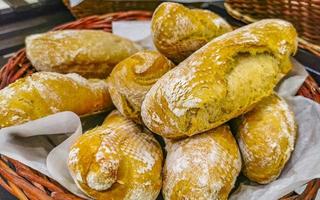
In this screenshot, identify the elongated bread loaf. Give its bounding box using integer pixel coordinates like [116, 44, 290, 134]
[26, 30, 142, 78]
[108, 50, 175, 124]
[0, 72, 112, 128]
[233, 94, 296, 184]
[68, 110, 163, 200]
[152, 2, 232, 63]
[142, 19, 297, 139]
[163, 125, 241, 200]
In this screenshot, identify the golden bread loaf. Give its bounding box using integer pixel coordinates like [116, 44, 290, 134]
[163, 125, 241, 200]
[108, 50, 175, 124]
[0, 72, 112, 128]
[151, 2, 232, 63]
[68, 110, 163, 200]
[141, 19, 297, 139]
[26, 30, 143, 78]
[233, 94, 296, 184]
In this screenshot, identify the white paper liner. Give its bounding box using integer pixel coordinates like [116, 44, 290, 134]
[112, 21, 155, 50]
[0, 112, 87, 198]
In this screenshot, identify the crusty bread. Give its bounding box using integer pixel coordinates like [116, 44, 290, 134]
[68, 110, 163, 200]
[108, 50, 174, 124]
[142, 19, 297, 139]
[26, 30, 143, 78]
[163, 125, 241, 200]
[233, 94, 296, 184]
[151, 2, 232, 63]
[0, 72, 112, 128]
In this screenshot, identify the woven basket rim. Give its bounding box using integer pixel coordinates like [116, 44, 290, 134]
[224, 1, 320, 57]
[0, 9, 319, 200]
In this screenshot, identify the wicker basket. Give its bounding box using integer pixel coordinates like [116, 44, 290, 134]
[0, 10, 320, 200]
[224, 0, 320, 57]
[63, 0, 161, 18]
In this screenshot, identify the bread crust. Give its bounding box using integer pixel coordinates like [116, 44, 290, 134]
[142, 19, 297, 139]
[26, 30, 142, 78]
[108, 50, 174, 124]
[151, 2, 232, 63]
[234, 94, 297, 184]
[163, 125, 241, 200]
[0, 72, 112, 127]
[68, 111, 163, 200]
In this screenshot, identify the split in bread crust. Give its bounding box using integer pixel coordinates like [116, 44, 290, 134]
[142, 19, 297, 139]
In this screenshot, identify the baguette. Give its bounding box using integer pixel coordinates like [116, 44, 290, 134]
[0, 72, 112, 128]
[232, 94, 296, 184]
[26, 30, 143, 78]
[152, 2, 232, 63]
[163, 125, 241, 200]
[142, 19, 297, 139]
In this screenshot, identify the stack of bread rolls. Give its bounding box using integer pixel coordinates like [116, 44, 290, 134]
[0, 2, 299, 200]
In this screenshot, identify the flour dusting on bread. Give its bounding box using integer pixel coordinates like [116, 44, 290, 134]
[163, 125, 241, 199]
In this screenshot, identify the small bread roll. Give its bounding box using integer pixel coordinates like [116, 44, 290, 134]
[142, 19, 297, 139]
[68, 110, 163, 200]
[108, 50, 174, 124]
[26, 30, 142, 78]
[0, 72, 112, 128]
[152, 2, 232, 63]
[233, 94, 296, 184]
[163, 125, 241, 200]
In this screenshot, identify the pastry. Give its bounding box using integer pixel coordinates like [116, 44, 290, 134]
[233, 94, 296, 184]
[141, 19, 297, 139]
[108, 50, 174, 124]
[68, 110, 163, 200]
[163, 125, 241, 200]
[151, 2, 232, 63]
[26, 30, 143, 78]
[0, 72, 112, 128]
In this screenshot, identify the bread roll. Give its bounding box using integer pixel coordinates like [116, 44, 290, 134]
[151, 2, 232, 63]
[26, 30, 143, 78]
[68, 110, 163, 200]
[0, 72, 112, 128]
[233, 94, 296, 184]
[108, 50, 175, 124]
[163, 125, 241, 200]
[142, 19, 297, 139]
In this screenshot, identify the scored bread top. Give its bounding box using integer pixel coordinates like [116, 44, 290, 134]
[68, 110, 163, 200]
[108, 50, 175, 124]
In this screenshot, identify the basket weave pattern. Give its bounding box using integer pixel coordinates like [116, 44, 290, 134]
[0, 10, 319, 200]
[224, 0, 320, 57]
[63, 0, 160, 18]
